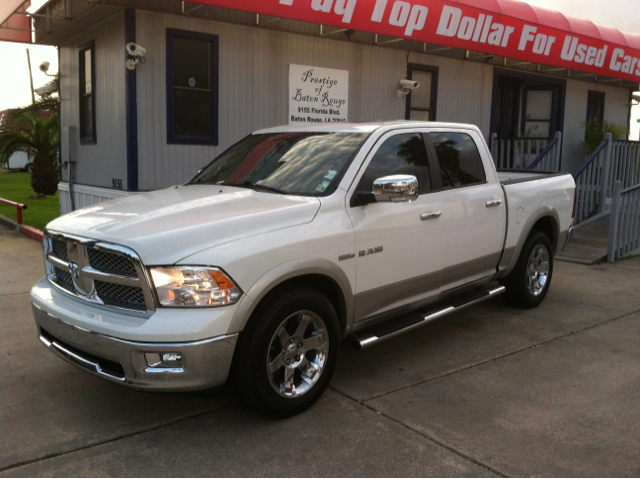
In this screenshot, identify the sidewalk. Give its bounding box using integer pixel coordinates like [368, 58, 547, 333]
[1, 222, 639, 477]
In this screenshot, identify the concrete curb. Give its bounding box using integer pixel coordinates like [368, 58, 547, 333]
[0, 214, 43, 243]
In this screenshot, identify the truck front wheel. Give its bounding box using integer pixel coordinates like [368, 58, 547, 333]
[500, 231, 553, 309]
[230, 287, 340, 417]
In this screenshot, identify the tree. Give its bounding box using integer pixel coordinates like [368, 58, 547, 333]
[0, 112, 59, 196]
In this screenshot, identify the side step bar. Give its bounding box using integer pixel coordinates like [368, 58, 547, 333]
[351, 285, 505, 350]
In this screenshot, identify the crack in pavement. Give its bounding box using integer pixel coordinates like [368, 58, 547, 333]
[328, 387, 508, 477]
[0, 404, 236, 474]
[0, 291, 32, 298]
[328, 307, 640, 479]
[358, 307, 640, 403]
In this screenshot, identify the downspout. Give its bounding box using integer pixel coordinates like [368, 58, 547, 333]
[63, 126, 77, 212]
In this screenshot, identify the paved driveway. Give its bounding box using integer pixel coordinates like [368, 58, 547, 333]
[1, 223, 639, 477]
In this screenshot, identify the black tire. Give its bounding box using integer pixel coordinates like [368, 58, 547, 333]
[500, 231, 553, 309]
[229, 287, 341, 417]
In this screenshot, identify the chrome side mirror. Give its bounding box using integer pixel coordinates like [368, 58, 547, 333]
[372, 175, 418, 202]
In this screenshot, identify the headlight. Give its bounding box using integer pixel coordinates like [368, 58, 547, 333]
[149, 266, 241, 307]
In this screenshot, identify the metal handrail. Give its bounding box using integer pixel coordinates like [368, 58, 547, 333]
[527, 136, 559, 170]
[573, 138, 609, 179]
[0, 198, 27, 224]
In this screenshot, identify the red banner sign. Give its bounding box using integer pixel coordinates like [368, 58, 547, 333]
[0, 0, 32, 44]
[192, 0, 640, 83]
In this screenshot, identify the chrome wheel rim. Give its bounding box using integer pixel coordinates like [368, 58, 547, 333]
[266, 310, 329, 398]
[526, 244, 550, 296]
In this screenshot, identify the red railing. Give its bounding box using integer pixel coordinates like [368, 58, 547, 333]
[0, 198, 27, 224]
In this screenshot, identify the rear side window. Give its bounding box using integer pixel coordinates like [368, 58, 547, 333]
[357, 133, 431, 194]
[429, 132, 486, 189]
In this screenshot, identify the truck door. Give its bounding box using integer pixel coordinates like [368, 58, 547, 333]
[424, 129, 505, 293]
[347, 130, 447, 321]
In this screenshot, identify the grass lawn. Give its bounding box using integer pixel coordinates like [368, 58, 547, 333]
[0, 170, 60, 231]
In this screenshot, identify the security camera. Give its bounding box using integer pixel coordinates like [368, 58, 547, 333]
[125, 43, 146, 70]
[35, 83, 56, 97]
[126, 43, 146, 58]
[39, 61, 50, 73]
[399, 79, 420, 90]
[397, 79, 420, 98]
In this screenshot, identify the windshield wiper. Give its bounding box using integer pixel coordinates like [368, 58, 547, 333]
[225, 182, 287, 195]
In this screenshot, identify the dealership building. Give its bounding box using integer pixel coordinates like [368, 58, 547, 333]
[1, 0, 639, 214]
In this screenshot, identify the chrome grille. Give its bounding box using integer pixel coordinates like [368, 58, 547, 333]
[44, 233, 154, 314]
[54, 267, 76, 293]
[51, 239, 68, 261]
[94, 281, 146, 311]
[88, 249, 137, 277]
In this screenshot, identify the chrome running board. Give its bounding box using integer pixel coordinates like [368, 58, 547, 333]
[350, 285, 505, 350]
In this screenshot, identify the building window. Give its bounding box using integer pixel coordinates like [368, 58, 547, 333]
[167, 29, 219, 145]
[79, 42, 96, 143]
[405, 64, 438, 121]
[586, 91, 605, 125]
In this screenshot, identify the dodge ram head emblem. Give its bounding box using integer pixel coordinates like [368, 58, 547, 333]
[70, 261, 79, 279]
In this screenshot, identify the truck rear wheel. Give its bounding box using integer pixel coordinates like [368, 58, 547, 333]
[500, 231, 553, 309]
[229, 287, 340, 417]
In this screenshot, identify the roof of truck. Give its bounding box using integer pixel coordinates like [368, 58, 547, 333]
[254, 121, 480, 135]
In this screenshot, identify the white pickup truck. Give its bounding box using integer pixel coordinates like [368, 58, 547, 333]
[31, 121, 575, 416]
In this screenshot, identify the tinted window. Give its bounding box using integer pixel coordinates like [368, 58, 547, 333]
[357, 133, 431, 194]
[191, 132, 368, 197]
[429, 132, 486, 189]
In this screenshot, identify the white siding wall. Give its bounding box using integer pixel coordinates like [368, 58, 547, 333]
[59, 12, 128, 189]
[135, 11, 495, 190]
[58, 183, 132, 215]
[562, 80, 630, 172]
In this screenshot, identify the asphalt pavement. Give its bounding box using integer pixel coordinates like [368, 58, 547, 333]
[1, 222, 639, 477]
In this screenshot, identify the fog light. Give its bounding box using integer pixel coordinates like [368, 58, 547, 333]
[144, 352, 184, 369]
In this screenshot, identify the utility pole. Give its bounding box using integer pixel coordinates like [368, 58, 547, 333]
[26, 48, 36, 104]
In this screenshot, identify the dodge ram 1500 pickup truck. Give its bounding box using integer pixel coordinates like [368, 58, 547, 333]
[31, 121, 575, 416]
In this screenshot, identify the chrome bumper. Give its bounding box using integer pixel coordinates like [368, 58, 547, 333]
[32, 303, 238, 391]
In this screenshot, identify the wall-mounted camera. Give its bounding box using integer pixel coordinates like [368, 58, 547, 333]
[398, 78, 420, 97]
[125, 43, 147, 71]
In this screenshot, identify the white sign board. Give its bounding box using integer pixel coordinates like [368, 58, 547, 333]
[289, 64, 349, 125]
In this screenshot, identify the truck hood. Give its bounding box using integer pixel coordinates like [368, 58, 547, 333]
[46, 185, 321, 265]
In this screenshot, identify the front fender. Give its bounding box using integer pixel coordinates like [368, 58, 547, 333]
[227, 257, 355, 336]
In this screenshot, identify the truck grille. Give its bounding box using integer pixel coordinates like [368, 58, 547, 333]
[52, 239, 68, 261]
[45, 234, 154, 313]
[88, 249, 137, 277]
[53, 266, 76, 293]
[95, 281, 146, 311]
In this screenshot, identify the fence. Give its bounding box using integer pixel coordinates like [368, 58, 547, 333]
[490, 132, 561, 170]
[573, 134, 640, 225]
[607, 181, 640, 262]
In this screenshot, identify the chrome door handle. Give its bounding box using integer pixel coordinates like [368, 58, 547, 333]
[486, 199, 503, 207]
[421, 211, 441, 220]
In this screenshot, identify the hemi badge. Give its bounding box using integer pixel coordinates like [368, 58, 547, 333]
[338, 253, 355, 261]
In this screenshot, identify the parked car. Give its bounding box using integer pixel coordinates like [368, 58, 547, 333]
[31, 121, 575, 416]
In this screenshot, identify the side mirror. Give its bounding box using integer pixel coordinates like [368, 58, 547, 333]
[372, 175, 418, 202]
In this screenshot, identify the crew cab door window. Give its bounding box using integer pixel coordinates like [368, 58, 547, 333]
[428, 132, 486, 189]
[356, 133, 432, 194]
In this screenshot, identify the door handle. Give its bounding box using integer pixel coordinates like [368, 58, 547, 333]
[421, 211, 441, 220]
[485, 199, 503, 207]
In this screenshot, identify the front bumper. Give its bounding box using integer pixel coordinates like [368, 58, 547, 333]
[32, 302, 238, 392]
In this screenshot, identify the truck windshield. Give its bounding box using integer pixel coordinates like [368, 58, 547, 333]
[189, 132, 369, 196]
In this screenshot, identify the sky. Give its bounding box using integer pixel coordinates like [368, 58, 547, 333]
[0, 0, 638, 136]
